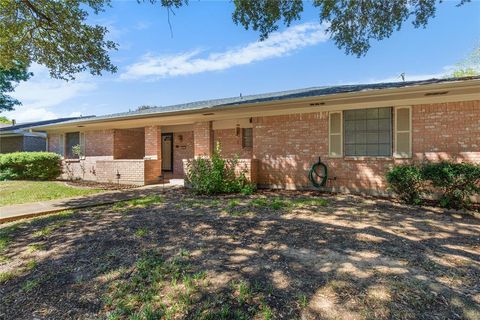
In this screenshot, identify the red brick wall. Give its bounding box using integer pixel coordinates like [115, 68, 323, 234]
[145, 159, 162, 184]
[145, 126, 161, 159]
[85, 130, 114, 156]
[213, 128, 252, 158]
[48, 133, 62, 154]
[49, 130, 115, 181]
[412, 100, 480, 163]
[170, 131, 194, 177]
[253, 100, 480, 193]
[253, 113, 326, 189]
[193, 121, 213, 156]
[114, 128, 145, 159]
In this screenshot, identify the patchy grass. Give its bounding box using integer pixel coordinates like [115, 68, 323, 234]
[0, 259, 37, 284]
[113, 195, 164, 212]
[32, 211, 73, 238]
[0, 270, 17, 283]
[0, 181, 102, 206]
[27, 243, 46, 253]
[102, 250, 207, 319]
[1, 210, 73, 255]
[134, 228, 149, 238]
[0, 190, 479, 319]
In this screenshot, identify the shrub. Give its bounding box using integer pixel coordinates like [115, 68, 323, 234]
[421, 162, 480, 209]
[386, 164, 424, 204]
[185, 143, 255, 195]
[0, 152, 62, 180]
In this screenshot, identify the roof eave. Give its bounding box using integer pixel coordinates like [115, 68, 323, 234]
[32, 77, 480, 130]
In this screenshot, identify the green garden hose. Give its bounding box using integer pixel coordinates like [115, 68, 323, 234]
[308, 157, 328, 188]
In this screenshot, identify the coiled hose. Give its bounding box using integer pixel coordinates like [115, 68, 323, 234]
[308, 157, 328, 188]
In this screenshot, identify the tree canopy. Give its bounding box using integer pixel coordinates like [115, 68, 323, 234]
[450, 45, 480, 78]
[0, 0, 117, 80]
[0, 63, 32, 112]
[0, 0, 472, 82]
[0, 116, 12, 124]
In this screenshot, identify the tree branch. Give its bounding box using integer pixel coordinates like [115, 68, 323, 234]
[21, 0, 52, 22]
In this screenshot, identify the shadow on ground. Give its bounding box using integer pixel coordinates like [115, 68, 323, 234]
[0, 190, 479, 319]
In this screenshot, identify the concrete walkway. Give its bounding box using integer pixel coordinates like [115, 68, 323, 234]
[0, 184, 179, 223]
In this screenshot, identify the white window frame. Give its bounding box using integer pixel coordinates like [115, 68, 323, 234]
[393, 106, 412, 158]
[328, 111, 343, 158]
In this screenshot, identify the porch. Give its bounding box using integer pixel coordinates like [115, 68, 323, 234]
[60, 120, 256, 186]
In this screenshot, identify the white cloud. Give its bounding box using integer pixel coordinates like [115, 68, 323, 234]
[4, 106, 59, 123]
[121, 22, 329, 80]
[3, 64, 97, 123]
[134, 21, 150, 31]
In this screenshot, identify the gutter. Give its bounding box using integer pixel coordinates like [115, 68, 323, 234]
[0, 130, 47, 138]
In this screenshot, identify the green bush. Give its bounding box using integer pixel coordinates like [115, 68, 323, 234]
[0, 152, 62, 180]
[421, 162, 480, 209]
[386, 164, 424, 204]
[387, 161, 480, 209]
[185, 143, 255, 195]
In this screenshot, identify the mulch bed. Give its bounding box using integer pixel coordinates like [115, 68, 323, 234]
[0, 189, 479, 319]
[63, 180, 139, 190]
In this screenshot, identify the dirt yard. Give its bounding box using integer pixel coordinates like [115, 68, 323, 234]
[0, 189, 479, 320]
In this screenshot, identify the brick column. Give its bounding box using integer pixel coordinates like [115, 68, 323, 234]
[194, 121, 213, 156]
[144, 126, 162, 160]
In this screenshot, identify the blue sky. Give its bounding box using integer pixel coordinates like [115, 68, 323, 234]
[6, 0, 480, 122]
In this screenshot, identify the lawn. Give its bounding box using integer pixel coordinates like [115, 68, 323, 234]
[0, 181, 102, 206]
[0, 190, 479, 319]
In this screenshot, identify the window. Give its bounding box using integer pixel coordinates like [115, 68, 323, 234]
[242, 128, 253, 148]
[65, 132, 80, 158]
[344, 107, 392, 157]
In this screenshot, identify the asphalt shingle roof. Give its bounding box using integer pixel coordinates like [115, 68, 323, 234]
[0, 116, 94, 132]
[13, 76, 480, 129]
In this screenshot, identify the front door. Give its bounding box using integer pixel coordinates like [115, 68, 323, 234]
[161, 133, 173, 171]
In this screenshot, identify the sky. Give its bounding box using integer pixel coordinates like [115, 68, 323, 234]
[4, 0, 480, 123]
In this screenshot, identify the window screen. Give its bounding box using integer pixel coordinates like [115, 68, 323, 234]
[242, 128, 253, 148]
[65, 132, 80, 159]
[344, 107, 392, 156]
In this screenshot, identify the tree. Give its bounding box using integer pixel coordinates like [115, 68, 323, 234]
[0, 0, 472, 81]
[450, 45, 480, 78]
[0, 63, 32, 112]
[0, 116, 12, 124]
[0, 0, 117, 80]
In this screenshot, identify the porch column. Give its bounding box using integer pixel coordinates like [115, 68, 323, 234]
[193, 121, 213, 156]
[144, 125, 162, 160]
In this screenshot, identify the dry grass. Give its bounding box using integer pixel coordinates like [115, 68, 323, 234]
[0, 189, 479, 319]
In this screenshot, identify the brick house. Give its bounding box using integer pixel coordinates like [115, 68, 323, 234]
[31, 77, 480, 194]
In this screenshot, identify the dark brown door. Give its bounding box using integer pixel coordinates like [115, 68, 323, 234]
[161, 133, 173, 171]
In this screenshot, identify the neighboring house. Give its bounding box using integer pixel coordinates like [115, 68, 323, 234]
[30, 77, 480, 194]
[0, 117, 91, 154]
